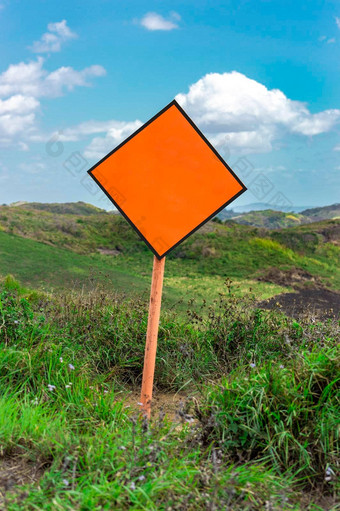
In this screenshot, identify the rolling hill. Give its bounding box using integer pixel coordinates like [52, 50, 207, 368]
[0, 202, 339, 316]
[9, 200, 110, 215]
[217, 203, 340, 228]
[301, 203, 340, 220]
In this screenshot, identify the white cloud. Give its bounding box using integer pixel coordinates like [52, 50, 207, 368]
[334, 144, 340, 151]
[336, 17, 340, 29]
[18, 141, 29, 151]
[0, 57, 105, 148]
[83, 120, 143, 159]
[81, 72, 340, 159]
[139, 12, 180, 31]
[0, 113, 36, 139]
[30, 20, 77, 53]
[44, 64, 105, 96]
[0, 95, 39, 141]
[0, 95, 39, 115]
[175, 72, 340, 154]
[72, 72, 340, 161]
[50, 119, 138, 142]
[0, 57, 106, 98]
[33, 119, 142, 146]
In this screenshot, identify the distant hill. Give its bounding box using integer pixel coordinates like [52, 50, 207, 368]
[8, 201, 339, 229]
[10, 201, 107, 216]
[225, 203, 313, 214]
[300, 204, 340, 220]
[218, 203, 340, 229]
[225, 210, 307, 229]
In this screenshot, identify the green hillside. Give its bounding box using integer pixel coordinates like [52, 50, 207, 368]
[10, 200, 107, 216]
[0, 230, 290, 312]
[0, 204, 145, 254]
[228, 209, 307, 228]
[301, 203, 340, 220]
[217, 203, 340, 228]
[0, 202, 339, 305]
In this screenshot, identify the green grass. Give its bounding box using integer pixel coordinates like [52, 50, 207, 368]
[0, 277, 303, 389]
[0, 231, 293, 316]
[198, 348, 339, 481]
[1, 205, 339, 295]
[0, 278, 338, 509]
[0, 230, 150, 294]
[0, 203, 339, 508]
[0, 393, 301, 510]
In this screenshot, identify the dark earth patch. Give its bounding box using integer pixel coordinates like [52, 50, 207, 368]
[259, 288, 340, 320]
[257, 266, 321, 288]
[0, 455, 47, 508]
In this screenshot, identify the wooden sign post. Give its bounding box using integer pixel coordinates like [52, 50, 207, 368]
[140, 256, 165, 418]
[87, 100, 246, 418]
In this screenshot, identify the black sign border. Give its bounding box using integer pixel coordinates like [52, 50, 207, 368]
[87, 99, 247, 259]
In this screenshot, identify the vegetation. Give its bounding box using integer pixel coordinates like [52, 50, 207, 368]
[301, 204, 340, 221]
[199, 349, 339, 482]
[224, 209, 307, 228]
[7, 201, 107, 216]
[0, 276, 338, 509]
[0, 203, 339, 297]
[0, 202, 338, 508]
[217, 203, 340, 228]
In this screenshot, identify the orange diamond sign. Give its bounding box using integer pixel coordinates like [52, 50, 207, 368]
[87, 100, 246, 258]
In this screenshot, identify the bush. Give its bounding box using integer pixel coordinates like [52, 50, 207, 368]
[188, 281, 308, 367]
[0, 279, 338, 392]
[197, 346, 340, 486]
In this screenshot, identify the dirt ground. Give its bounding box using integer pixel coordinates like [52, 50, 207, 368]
[0, 455, 47, 508]
[258, 267, 322, 288]
[259, 287, 340, 319]
[124, 390, 195, 422]
[257, 267, 340, 319]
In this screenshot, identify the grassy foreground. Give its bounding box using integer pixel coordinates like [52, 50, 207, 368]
[0, 276, 338, 510]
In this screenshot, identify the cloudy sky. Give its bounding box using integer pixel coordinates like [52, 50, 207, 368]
[1, 0, 340, 209]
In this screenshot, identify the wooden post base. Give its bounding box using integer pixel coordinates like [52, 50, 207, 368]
[140, 255, 165, 418]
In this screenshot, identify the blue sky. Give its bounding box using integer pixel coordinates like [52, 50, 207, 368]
[0, 0, 339, 209]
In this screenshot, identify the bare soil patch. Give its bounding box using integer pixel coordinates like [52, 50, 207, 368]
[294, 493, 339, 511]
[259, 287, 340, 319]
[97, 248, 121, 256]
[257, 267, 340, 319]
[124, 390, 195, 422]
[258, 266, 321, 288]
[0, 455, 46, 508]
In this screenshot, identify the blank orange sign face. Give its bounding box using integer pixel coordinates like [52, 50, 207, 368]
[88, 100, 246, 258]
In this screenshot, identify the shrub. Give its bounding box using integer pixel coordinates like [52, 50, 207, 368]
[189, 282, 306, 367]
[197, 346, 340, 486]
